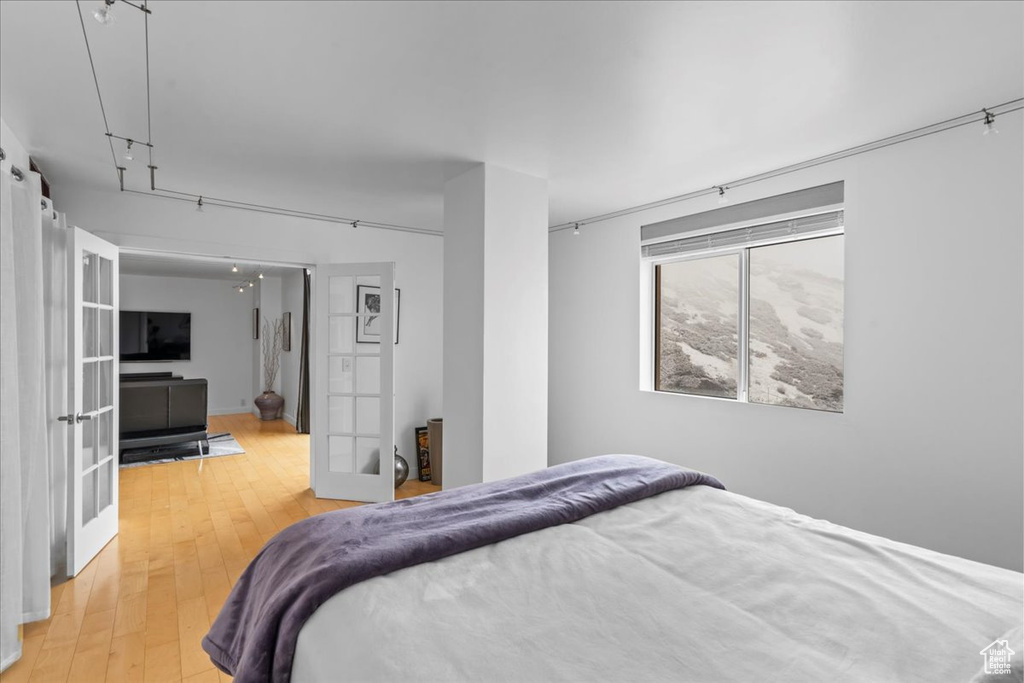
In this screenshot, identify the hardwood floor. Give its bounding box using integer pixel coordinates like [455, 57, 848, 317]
[1, 414, 439, 683]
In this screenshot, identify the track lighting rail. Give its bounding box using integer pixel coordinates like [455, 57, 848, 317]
[75, 0, 440, 237]
[75, 1, 1022, 241]
[549, 98, 1022, 233]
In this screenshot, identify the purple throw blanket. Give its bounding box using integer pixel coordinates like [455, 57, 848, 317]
[202, 454, 724, 682]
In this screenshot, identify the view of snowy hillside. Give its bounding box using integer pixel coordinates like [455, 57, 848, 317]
[658, 254, 739, 399]
[657, 236, 844, 412]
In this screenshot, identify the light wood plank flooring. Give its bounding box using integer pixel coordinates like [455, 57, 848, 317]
[1, 413, 439, 683]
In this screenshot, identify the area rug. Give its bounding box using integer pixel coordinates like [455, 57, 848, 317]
[120, 432, 245, 467]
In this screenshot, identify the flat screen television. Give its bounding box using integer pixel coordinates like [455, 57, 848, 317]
[120, 311, 192, 361]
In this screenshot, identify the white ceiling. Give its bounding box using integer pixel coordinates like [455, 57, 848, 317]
[120, 252, 299, 280]
[1, 1, 1021, 231]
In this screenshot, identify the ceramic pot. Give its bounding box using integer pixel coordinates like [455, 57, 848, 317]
[427, 418, 443, 486]
[254, 391, 284, 421]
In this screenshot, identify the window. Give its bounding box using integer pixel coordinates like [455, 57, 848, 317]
[747, 236, 844, 411]
[647, 195, 844, 413]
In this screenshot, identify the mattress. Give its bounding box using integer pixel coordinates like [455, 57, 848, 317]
[292, 485, 1022, 682]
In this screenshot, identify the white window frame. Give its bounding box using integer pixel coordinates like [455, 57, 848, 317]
[640, 212, 844, 407]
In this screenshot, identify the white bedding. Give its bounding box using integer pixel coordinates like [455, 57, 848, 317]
[293, 485, 1022, 682]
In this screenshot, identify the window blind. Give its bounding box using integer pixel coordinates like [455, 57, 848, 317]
[640, 181, 844, 244]
[641, 209, 843, 259]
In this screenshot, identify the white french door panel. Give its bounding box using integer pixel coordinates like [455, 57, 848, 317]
[66, 227, 119, 577]
[312, 262, 396, 503]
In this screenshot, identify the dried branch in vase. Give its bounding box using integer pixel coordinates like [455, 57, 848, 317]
[262, 316, 285, 393]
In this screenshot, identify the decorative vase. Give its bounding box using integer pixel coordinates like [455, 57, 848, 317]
[254, 391, 284, 421]
[373, 446, 410, 488]
[427, 418, 443, 486]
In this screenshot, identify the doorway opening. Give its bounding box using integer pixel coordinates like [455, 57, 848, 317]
[117, 249, 312, 472]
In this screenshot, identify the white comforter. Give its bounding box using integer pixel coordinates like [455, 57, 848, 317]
[293, 485, 1022, 682]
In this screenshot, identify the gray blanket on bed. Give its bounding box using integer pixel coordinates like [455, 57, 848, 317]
[201, 454, 724, 683]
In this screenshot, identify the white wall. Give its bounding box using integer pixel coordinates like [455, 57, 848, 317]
[0, 118, 29, 168]
[480, 166, 548, 483]
[58, 185, 444, 479]
[120, 274, 256, 415]
[442, 165, 548, 488]
[549, 112, 1024, 571]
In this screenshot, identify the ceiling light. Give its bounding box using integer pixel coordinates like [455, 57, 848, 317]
[716, 186, 729, 205]
[93, 0, 115, 25]
[983, 109, 999, 136]
[196, 196, 204, 212]
[124, 139, 133, 161]
[248, 281, 254, 288]
[237, 286, 244, 293]
[352, 220, 359, 229]
[231, 263, 239, 273]
[573, 223, 580, 236]
[257, 272, 264, 279]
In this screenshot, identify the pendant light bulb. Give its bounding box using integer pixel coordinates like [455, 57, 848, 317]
[93, 0, 115, 25]
[573, 223, 580, 236]
[231, 263, 238, 273]
[982, 109, 998, 136]
[248, 281, 254, 288]
[124, 139, 134, 162]
[257, 272, 264, 279]
[237, 286, 244, 293]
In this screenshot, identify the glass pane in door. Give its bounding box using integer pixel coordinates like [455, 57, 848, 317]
[98, 460, 113, 512]
[80, 249, 117, 524]
[326, 273, 385, 475]
[82, 252, 98, 304]
[82, 469, 97, 524]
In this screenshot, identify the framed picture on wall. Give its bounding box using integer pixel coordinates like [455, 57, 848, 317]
[282, 312, 292, 352]
[356, 285, 400, 344]
[252, 308, 259, 340]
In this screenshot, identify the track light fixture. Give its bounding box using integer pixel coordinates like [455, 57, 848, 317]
[352, 220, 359, 229]
[715, 185, 729, 204]
[573, 223, 580, 236]
[124, 139, 133, 161]
[237, 285, 244, 293]
[257, 272, 264, 279]
[231, 263, 238, 273]
[196, 196, 204, 212]
[248, 281, 254, 288]
[982, 109, 999, 136]
[93, 0, 115, 25]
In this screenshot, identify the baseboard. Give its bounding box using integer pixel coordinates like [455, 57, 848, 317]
[209, 407, 252, 416]
[282, 412, 297, 426]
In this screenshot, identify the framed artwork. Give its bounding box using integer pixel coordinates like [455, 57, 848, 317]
[252, 308, 260, 340]
[356, 285, 400, 344]
[282, 312, 292, 352]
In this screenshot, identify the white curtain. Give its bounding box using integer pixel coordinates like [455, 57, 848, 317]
[0, 162, 53, 671]
[42, 197, 68, 578]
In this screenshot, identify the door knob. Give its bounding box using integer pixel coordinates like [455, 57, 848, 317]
[76, 413, 92, 423]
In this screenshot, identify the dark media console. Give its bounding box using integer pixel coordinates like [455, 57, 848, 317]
[120, 372, 208, 459]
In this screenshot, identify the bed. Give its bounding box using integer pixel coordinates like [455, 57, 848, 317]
[204, 455, 1023, 683]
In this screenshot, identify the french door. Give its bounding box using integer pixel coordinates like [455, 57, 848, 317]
[66, 228, 119, 576]
[312, 263, 396, 503]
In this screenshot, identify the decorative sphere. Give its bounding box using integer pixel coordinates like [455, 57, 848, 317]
[393, 454, 410, 488]
[374, 450, 410, 488]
